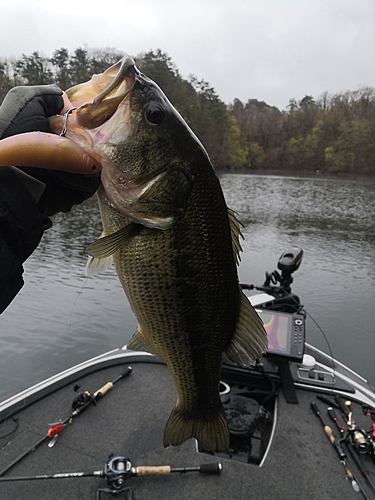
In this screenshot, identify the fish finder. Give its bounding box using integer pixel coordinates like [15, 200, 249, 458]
[256, 309, 305, 362]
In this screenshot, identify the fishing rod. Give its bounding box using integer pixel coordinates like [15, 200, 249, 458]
[327, 406, 346, 435]
[362, 405, 375, 455]
[345, 441, 375, 495]
[49, 366, 132, 447]
[317, 394, 341, 410]
[0, 366, 132, 477]
[327, 405, 375, 497]
[0, 455, 222, 500]
[310, 401, 361, 493]
[338, 399, 373, 455]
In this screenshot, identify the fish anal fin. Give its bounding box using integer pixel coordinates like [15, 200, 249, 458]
[127, 326, 158, 356]
[163, 404, 229, 453]
[225, 290, 268, 367]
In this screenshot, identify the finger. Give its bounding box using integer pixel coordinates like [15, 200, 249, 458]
[0, 132, 102, 174]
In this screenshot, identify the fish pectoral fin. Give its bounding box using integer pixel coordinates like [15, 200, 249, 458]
[84, 231, 114, 276]
[85, 255, 113, 277]
[225, 290, 268, 367]
[86, 223, 140, 258]
[228, 208, 244, 265]
[126, 327, 159, 356]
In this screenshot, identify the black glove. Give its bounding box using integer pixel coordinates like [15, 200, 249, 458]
[0, 85, 100, 215]
[0, 85, 100, 313]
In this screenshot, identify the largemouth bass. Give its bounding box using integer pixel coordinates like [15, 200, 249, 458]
[78, 56, 267, 452]
[3, 56, 267, 452]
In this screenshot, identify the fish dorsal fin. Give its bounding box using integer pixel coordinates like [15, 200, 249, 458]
[228, 208, 244, 265]
[86, 223, 140, 258]
[127, 326, 161, 358]
[225, 290, 268, 367]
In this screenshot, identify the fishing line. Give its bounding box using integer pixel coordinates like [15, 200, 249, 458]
[66, 276, 89, 330]
[0, 414, 19, 441]
[303, 308, 336, 367]
[0, 276, 90, 441]
[0, 396, 26, 441]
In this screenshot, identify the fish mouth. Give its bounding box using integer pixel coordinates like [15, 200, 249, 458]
[101, 162, 194, 229]
[72, 56, 137, 130]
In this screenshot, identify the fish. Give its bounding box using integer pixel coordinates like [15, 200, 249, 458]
[0, 56, 268, 452]
[78, 56, 267, 452]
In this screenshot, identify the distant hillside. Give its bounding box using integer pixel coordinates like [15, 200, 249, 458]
[1, 47, 374, 173]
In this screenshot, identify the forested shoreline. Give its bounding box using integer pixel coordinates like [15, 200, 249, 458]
[1, 47, 374, 174]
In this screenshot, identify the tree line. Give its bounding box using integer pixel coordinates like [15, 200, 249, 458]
[1, 47, 374, 174]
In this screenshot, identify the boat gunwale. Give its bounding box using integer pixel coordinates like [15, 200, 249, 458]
[0, 349, 160, 424]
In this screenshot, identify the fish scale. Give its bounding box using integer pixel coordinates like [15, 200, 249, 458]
[68, 55, 268, 452]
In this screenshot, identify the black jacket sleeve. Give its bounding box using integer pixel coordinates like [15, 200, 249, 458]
[0, 167, 50, 313]
[0, 85, 100, 313]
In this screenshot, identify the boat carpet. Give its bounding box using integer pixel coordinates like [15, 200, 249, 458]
[0, 358, 373, 500]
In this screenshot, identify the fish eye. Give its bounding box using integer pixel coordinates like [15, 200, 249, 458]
[145, 104, 165, 125]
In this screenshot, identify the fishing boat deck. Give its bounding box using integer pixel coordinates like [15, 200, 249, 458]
[0, 351, 374, 500]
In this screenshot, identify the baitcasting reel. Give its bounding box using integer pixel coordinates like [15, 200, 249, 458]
[0, 454, 222, 500]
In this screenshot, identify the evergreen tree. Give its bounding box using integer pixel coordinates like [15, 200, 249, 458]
[14, 51, 53, 85]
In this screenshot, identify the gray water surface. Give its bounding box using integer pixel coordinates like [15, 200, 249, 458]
[0, 173, 374, 402]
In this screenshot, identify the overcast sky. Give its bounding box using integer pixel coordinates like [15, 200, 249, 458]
[1, 0, 375, 110]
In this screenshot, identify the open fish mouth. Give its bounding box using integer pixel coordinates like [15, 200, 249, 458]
[71, 56, 137, 130]
[65, 54, 196, 229]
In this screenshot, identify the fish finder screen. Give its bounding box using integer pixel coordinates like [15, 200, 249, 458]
[256, 309, 305, 361]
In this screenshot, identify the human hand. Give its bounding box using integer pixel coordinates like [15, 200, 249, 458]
[0, 84, 101, 215]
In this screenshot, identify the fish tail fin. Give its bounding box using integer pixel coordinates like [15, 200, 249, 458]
[163, 404, 229, 452]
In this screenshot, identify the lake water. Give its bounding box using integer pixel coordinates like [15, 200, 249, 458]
[0, 173, 374, 402]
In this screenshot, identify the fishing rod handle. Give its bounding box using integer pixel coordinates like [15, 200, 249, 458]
[327, 407, 345, 433]
[324, 426, 346, 459]
[113, 366, 132, 385]
[94, 366, 132, 397]
[311, 402, 320, 416]
[311, 402, 326, 426]
[94, 382, 113, 397]
[172, 463, 222, 474]
[327, 407, 338, 422]
[198, 463, 222, 474]
[335, 395, 349, 416]
[133, 466, 171, 477]
[324, 425, 335, 444]
[317, 394, 340, 409]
